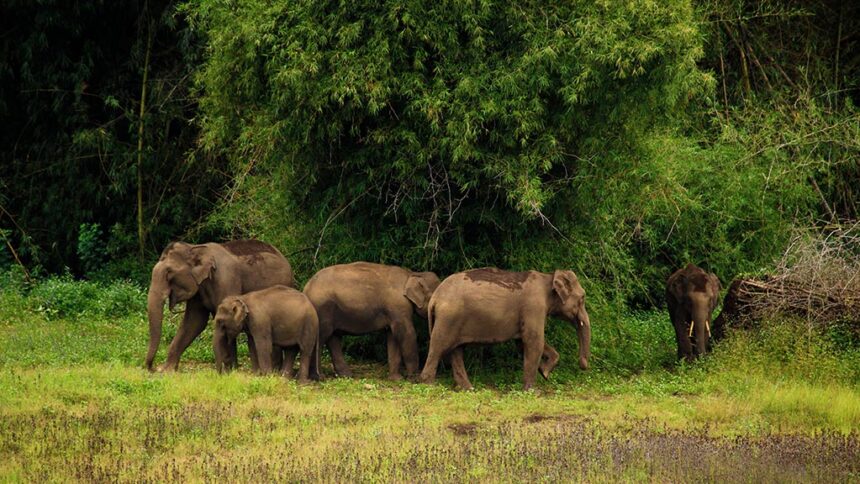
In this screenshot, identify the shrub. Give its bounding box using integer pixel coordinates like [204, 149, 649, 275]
[76, 223, 106, 277]
[27, 275, 145, 321]
[705, 317, 860, 386]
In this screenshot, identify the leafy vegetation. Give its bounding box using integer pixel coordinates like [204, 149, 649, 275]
[0, 0, 227, 277]
[2, 0, 857, 299]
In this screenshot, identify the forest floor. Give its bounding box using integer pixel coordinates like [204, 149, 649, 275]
[0, 285, 858, 481]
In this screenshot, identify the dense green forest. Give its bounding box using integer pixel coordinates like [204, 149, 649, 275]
[2, 0, 858, 301]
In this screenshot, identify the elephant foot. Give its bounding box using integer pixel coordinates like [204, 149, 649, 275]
[158, 364, 178, 373]
[388, 373, 403, 381]
[336, 369, 354, 378]
[457, 383, 475, 391]
[578, 357, 589, 370]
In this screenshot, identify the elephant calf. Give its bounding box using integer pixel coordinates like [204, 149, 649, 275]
[419, 268, 592, 391]
[666, 263, 721, 361]
[213, 285, 319, 383]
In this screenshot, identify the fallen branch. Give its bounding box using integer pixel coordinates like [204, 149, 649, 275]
[714, 223, 860, 334]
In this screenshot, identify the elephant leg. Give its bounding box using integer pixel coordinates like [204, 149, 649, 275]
[281, 348, 298, 378]
[671, 309, 694, 362]
[328, 335, 353, 378]
[251, 331, 274, 375]
[272, 347, 284, 375]
[315, 309, 335, 377]
[247, 334, 260, 372]
[296, 341, 313, 384]
[522, 326, 545, 391]
[419, 341, 445, 384]
[227, 337, 240, 370]
[391, 321, 419, 377]
[162, 299, 209, 372]
[386, 332, 404, 380]
[449, 346, 473, 391]
[539, 343, 560, 380]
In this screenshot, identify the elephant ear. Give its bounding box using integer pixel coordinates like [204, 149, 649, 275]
[552, 270, 578, 305]
[190, 247, 216, 284]
[666, 270, 687, 303]
[707, 273, 722, 308]
[230, 298, 248, 325]
[404, 274, 431, 310]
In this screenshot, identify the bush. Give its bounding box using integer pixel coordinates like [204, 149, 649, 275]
[706, 317, 860, 386]
[26, 275, 145, 321]
[76, 223, 106, 277]
[189, 0, 711, 281]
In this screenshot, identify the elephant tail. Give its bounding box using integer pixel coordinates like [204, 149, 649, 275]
[315, 333, 321, 380]
[427, 299, 435, 337]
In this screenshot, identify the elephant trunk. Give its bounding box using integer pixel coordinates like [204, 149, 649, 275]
[575, 306, 591, 370]
[145, 264, 170, 371]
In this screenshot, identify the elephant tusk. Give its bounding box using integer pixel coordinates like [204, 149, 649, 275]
[706, 320, 711, 338]
[688, 321, 694, 337]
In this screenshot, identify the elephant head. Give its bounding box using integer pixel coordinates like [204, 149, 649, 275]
[403, 271, 441, 318]
[145, 242, 216, 371]
[212, 296, 248, 372]
[551, 270, 591, 370]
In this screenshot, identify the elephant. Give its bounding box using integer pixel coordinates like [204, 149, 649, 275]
[213, 285, 319, 382]
[302, 262, 440, 380]
[419, 268, 592, 391]
[666, 263, 721, 361]
[145, 239, 295, 372]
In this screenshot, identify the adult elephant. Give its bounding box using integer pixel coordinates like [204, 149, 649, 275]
[666, 263, 721, 361]
[419, 268, 591, 391]
[303, 262, 440, 380]
[145, 240, 295, 372]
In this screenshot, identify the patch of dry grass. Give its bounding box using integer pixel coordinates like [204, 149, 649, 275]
[1, 363, 859, 482]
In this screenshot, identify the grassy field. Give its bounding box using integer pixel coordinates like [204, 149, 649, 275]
[0, 277, 859, 481]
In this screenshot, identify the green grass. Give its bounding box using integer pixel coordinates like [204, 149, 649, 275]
[0, 277, 858, 481]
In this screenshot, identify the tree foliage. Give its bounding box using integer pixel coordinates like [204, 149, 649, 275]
[0, 0, 857, 317]
[191, 1, 704, 280]
[0, 0, 227, 277]
[187, 0, 858, 311]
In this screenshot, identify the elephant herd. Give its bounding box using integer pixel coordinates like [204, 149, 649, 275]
[145, 240, 719, 390]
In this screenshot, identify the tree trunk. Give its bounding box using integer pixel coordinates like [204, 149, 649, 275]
[137, 20, 153, 262]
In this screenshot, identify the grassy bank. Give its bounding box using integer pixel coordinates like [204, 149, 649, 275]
[0, 277, 858, 481]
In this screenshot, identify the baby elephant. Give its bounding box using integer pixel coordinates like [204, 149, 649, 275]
[213, 285, 319, 382]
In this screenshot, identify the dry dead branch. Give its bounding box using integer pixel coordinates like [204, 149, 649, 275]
[713, 222, 860, 334]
